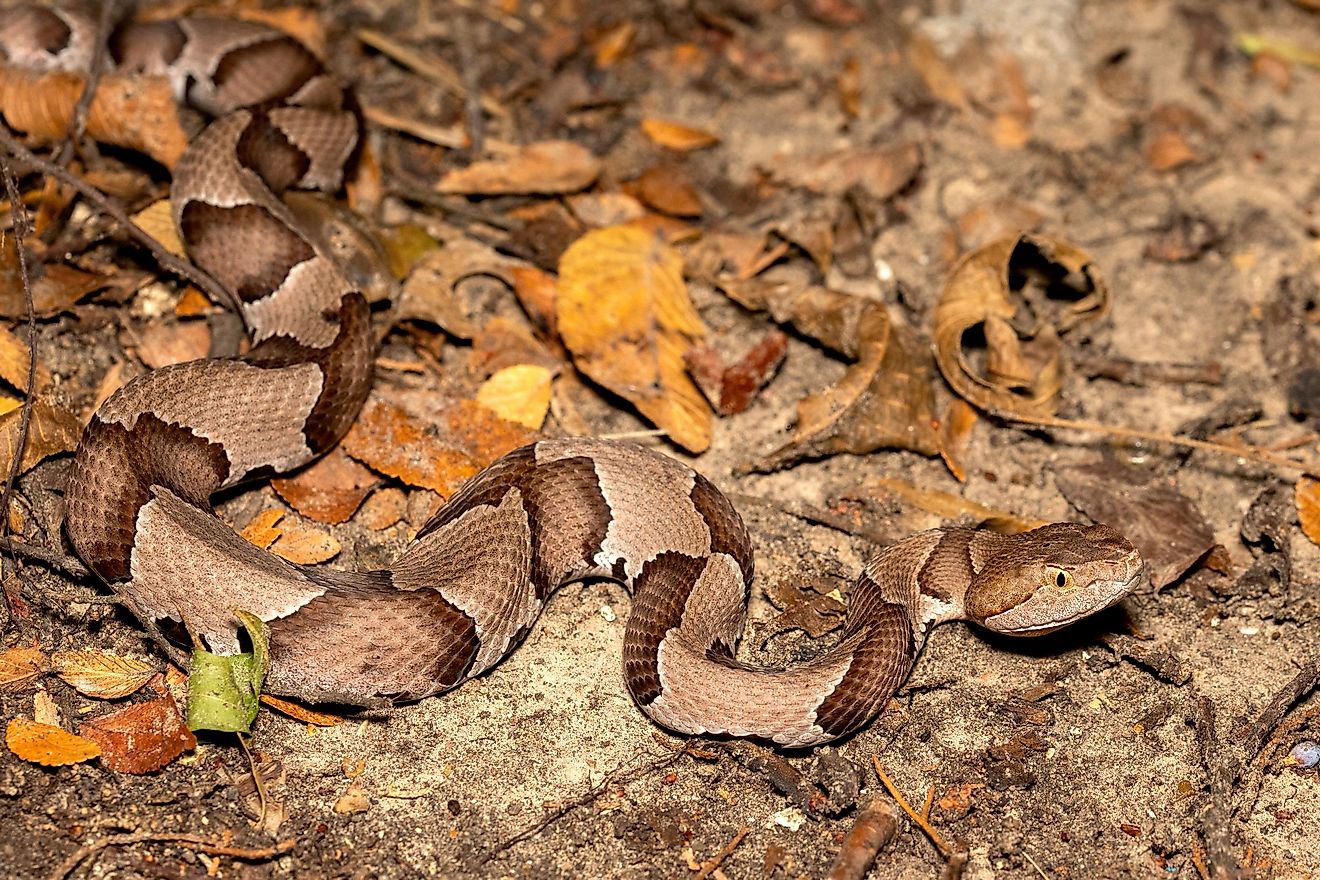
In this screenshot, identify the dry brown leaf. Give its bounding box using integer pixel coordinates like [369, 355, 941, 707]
[272, 516, 341, 565]
[0, 238, 109, 319]
[557, 226, 712, 452]
[436, 141, 601, 195]
[0, 324, 51, 394]
[130, 199, 185, 257]
[52, 650, 156, 700]
[259, 694, 344, 727]
[357, 487, 407, 531]
[241, 509, 284, 550]
[631, 165, 703, 217]
[173, 288, 215, 318]
[6, 717, 100, 767]
[938, 398, 979, 483]
[934, 234, 1109, 419]
[908, 33, 969, 109]
[0, 67, 188, 167]
[471, 316, 559, 377]
[441, 400, 538, 464]
[769, 141, 922, 200]
[1146, 130, 1199, 172]
[0, 646, 46, 693]
[567, 192, 647, 228]
[1295, 476, 1320, 546]
[397, 240, 521, 338]
[80, 694, 196, 774]
[765, 578, 846, 639]
[0, 399, 80, 477]
[639, 118, 720, 151]
[133, 320, 211, 369]
[272, 446, 380, 525]
[864, 477, 1047, 532]
[593, 21, 636, 67]
[476, 364, 553, 430]
[343, 399, 481, 497]
[32, 688, 60, 727]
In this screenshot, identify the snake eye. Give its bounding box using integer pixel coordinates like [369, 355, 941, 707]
[1046, 567, 1073, 590]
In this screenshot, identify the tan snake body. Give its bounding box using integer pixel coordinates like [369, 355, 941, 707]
[2, 7, 1145, 747]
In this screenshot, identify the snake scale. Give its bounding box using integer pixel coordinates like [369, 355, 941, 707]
[2, 7, 1145, 747]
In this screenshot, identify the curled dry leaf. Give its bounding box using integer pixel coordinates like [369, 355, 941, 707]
[0, 645, 46, 692]
[436, 140, 601, 195]
[934, 234, 1109, 419]
[272, 446, 380, 525]
[765, 578, 846, 639]
[720, 278, 939, 470]
[80, 693, 197, 774]
[1055, 458, 1212, 590]
[0, 67, 188, 167]
[6, 717, 100, 767]
[639, 118, 720, 151]
[558, 226, 712, 452]
[52, 650, 156, 700]
[0, 399, 81, 478]
[938, 398, 979, 483]
[397, 239, 521, 339]
[476, 364, 554, 430]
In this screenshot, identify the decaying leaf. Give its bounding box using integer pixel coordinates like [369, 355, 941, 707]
[858, 477, 1047, 533]
[0, 324, 51, 394]
[0, 238, 109, 319]
[272, 446, 380, 525]
[357, 487, 407, 531]
[397, 240, 522, 339]
[0, 67, 188, 167]
[0, 399, 81, 478]
[765, 578, 846, 639]
[720, 278, 938, 470]
[639, 118, 720, 151]
[132, 320, 211, 369]
[1055, 458, 1212, 589]
[436, 140, 601, 195]
[934, 234, 1109, 419]
[80, 693, 197, 774]
[471, 316, 560, 377]
[768, 141, 922, 200]
[240, 509, 340, 564]
[131, 199, 185, 257]
[476, 364, 554, 430]
[52, 650, 156, 700]
[343, 399, 481, 496]
[186, 610, 270, 734]
[6, 718, 100, 767]
[631, 165, 703, 217]
[938, 399, 979, 483]
[558, 226, 712, 452]
[0, 645, 46, 692]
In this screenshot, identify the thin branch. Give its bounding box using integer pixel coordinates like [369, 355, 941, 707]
[871, 756, 952, 858]
[0, 128, 240, 314]
[53, 0, 119, 168]
[0, 536, 89, 579]
[0, 158, 39, 587]
[692, 825, 750, 880]
[49, 831, 295, 880]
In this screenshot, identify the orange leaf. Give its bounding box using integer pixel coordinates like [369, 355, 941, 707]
[343, 400, 481, 497]
[272, 446, 380, 525]
[80, 695, 196, 774]
[557, 226, 711, 452]
[52, 650, 156, 700]
[241, 509, 286, 550]
[6, 718, 100, 767]
[639, 118, 720, 151]
[0, 646, 46, 693]
[1296, 477, 1320, 546]
[436, 141, 600, 195]
[260, 694, 344, 727]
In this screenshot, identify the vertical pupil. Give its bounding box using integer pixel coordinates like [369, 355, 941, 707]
[1055, 571, 1067, 588]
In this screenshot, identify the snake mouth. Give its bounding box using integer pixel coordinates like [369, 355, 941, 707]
[988, 564, 1147, 635]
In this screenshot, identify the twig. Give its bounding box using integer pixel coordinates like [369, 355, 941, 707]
[826, 798, 897, 880]
[53, 0, 119, 168]
[1239, 659, 1320, 763]
[1023, 850, 1050, 880]
[452, 11, 486, 154]
[871, 756, 951, 858]
[1191, 697, 1242, 879]
[693, 825, 750, 880]
[49, 831, 295, 880]
[237, 734, 270, 831]
[1004, 411, 1319, 476]
[480, 750, 684, 864]
[0, 128, 239, 314]
[0, 158, 39, 588]
[355, 28, 508, 118]
[0, 536, 90, 579]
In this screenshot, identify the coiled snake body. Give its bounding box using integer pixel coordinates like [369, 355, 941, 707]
[3, 8, 1145, 747]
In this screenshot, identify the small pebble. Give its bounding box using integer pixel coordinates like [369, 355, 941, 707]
[1288, 741, 1320, 769]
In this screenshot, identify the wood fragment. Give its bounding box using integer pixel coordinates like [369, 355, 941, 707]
[49, 832, 295, 880]
[692, 826, 750, 880]
[826, 799, 897, 880]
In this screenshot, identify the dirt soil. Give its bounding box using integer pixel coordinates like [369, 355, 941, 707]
[3, 0, 1320, 878]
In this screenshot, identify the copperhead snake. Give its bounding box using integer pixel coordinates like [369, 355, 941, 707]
[2, 7, 1146, 747]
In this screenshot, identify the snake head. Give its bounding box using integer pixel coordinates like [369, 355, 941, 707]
[966, 523, 1146, 636]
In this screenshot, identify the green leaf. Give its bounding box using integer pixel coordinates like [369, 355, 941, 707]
[185, 611, 271, 733]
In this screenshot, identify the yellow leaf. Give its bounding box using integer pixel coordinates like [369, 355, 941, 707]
[476, 364, 553, 429]
[0, 646, 44, 692]
[271, 519, 341, 565]
[52, 650, 156, 700]
[6, 718, 100, 767]
[260, 694, 345, 727]
[639, 118, 720, 152]
[557, 226, 711, 452]
[130, 199, 184, 257]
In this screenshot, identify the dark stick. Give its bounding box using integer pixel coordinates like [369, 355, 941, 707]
[0, 128, 241, 315]
[53, 0, 120, 168]
[0, 158, 40, 588]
